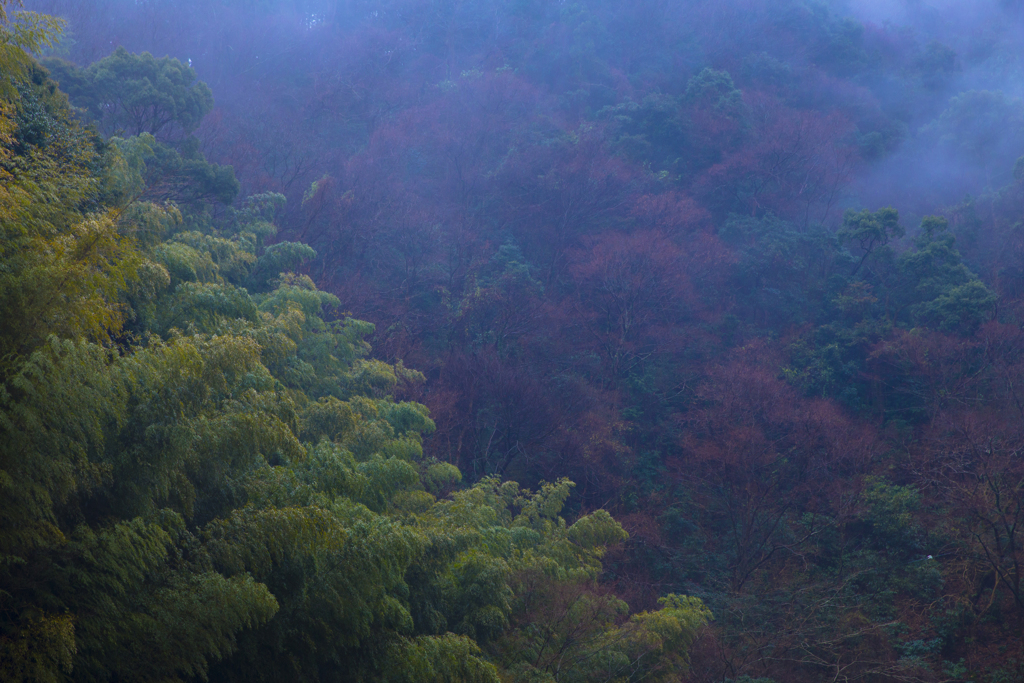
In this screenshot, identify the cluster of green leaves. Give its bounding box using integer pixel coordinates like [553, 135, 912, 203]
[42, 51, 238, 206]
[714, 206, 996, 412]
[41, 46, 213, 141]
[0, 47, 709, 683]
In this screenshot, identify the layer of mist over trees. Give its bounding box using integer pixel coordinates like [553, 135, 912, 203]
[4, 0, 1024, 680]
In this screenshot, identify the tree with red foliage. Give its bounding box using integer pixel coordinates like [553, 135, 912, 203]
[696, 93, 857, 225]
[674, 357, 873, 592]
[630, 192, 712, 237]
[424, 348, 630, 500]
[567, 230, 695, 381]
[869, 324, 1024, 670]
[427, 350, 561, 481]
[498, 128, 638, 286]
[658, 356, 923, 682]
[920, 403, 1024, 672]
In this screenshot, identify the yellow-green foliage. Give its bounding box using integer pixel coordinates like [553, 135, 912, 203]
[0, 46, 708, 683]
[0, 70, 143, 374]
[384, 634, 500, 683]
[0, 1, 65, 100]
[0, 612, 75, 683]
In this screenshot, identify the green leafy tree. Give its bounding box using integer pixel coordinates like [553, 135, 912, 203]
[42, 53, 237, 206]
[42, 47, 213, 141]
[897, 216, 996, 333]
[838, 207, 903, 277]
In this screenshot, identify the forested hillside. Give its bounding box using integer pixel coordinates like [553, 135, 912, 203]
[6, 0, 1024, 680]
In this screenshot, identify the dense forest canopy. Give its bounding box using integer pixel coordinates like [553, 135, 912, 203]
[4, 0, 1024, 680]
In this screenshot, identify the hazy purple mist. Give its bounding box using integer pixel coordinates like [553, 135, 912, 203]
[834, 0, 1024, 224]
[22, 0, 1024, 235]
